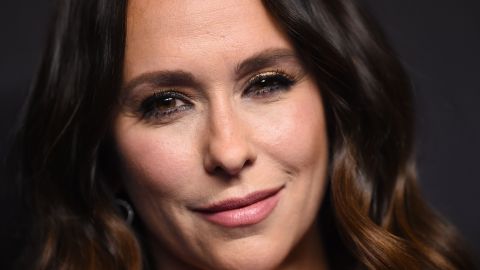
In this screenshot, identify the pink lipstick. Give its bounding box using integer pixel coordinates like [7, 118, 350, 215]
[193, 186, 284, 228]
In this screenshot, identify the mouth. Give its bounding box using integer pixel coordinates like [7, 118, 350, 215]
[192, 185, 284, 228]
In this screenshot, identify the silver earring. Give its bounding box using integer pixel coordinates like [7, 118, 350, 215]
[115, 199, 134, 225]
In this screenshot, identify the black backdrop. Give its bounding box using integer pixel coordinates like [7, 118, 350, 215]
[1, 0, 479, 268]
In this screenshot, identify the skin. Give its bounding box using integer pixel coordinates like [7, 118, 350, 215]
[114, 0, 329, 269]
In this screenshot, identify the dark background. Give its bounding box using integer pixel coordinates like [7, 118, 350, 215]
[1, 0, 479, 268]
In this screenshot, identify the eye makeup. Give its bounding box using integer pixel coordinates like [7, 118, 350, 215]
[243, 70, 297, 99]
[120, 67, 305, 125]
[137, 90, 194, 123]
[119, 50, 308, 124]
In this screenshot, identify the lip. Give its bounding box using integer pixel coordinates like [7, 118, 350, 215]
[192, 185, 284, 228]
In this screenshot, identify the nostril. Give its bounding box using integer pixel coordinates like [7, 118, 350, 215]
[208, 158, 253, 178]
[204, 149, 256, 177]
[202, 109, 257, 178]
[211, 166, 237, 179]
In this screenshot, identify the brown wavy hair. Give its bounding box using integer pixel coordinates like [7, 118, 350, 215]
[11, 0, 475, 269]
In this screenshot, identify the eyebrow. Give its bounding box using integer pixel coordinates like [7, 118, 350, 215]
[234, 48, 297, 80]
[121, 47, 297, 96]
[121, 70, 199, 97]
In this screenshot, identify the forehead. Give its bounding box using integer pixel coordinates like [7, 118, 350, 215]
[124, 0, 292, 80]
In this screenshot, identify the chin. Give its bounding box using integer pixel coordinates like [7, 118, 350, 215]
[195, 235, 293, 270]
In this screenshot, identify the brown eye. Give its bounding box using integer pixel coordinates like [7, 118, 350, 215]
[139, 91, 192, 120]
[156, 96, 179, 110]
[243, 71, 295, 98]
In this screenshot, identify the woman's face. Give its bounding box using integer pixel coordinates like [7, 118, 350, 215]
[114, 0, 329, 269]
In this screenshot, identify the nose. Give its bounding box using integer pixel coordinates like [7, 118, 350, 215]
[203, 102, 256, 177]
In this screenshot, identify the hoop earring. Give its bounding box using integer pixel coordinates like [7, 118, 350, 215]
[115, 199, 134, 225]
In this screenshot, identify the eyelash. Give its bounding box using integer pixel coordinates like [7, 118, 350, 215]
[138, 70, 296, 122]
[243, 70, 296, 98]
[138, 91, 193, 120]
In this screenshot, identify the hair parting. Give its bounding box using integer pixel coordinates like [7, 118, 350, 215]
[9, 0, 475, 269]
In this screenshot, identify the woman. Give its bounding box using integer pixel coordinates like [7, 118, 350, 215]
[11, 0, 475, 269]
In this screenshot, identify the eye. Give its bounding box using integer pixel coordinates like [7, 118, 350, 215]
[139, 90, 193, 121]
[243, 71, 296, 98]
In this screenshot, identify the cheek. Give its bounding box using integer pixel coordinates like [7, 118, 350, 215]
[252, 85, 328, 172]
[114, 122, 198, 197]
